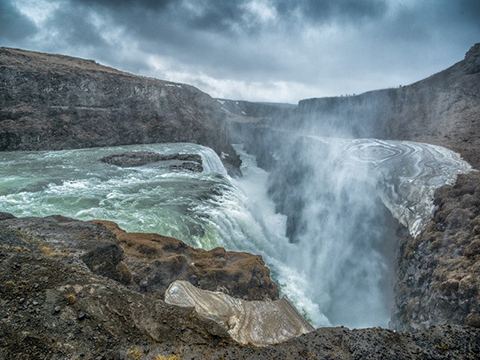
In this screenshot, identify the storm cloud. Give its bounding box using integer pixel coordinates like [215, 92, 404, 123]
[2, 0, 479, 102]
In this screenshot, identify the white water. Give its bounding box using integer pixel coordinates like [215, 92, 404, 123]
[0, 140, 472, 328]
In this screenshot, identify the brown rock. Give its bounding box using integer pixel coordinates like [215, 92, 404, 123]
[93, 220, 280, 301]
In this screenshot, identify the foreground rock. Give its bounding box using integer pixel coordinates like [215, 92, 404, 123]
[100, 151, 204, 172]
[0, 47, 241, 171]
[0, 214, 278, 302]
[1, 214, 480, 358]
[95, 220, 279, 301]
[165, 280, 313, 346]
[1, 249, 479, 359]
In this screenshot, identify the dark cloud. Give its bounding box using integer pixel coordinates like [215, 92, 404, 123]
[0, 1, 37, 43]
[3, 0, 480, 102]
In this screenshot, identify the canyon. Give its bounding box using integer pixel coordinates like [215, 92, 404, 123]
[1, 44, 480, 359]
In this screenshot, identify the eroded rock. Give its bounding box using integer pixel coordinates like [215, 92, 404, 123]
[100, 151, 203, 172]
[391, 172, 480, 330]
[165, 280, 314, 346]
[94, 220, 279, 301]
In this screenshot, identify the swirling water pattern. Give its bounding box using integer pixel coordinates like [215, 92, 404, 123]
[312, 137, 474, 236]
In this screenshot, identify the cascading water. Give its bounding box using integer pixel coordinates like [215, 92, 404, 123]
[0, 140, 472, 329]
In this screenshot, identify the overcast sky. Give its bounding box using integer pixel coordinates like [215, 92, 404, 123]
[1, 0, 479, 103]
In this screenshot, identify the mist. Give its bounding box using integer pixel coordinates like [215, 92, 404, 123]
[232, 94, 473, 328]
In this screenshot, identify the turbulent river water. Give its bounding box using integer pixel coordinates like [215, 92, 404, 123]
[0, 139, 472, 328]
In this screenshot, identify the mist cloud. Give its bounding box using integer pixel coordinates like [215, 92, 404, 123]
[2, 0, 479, 102]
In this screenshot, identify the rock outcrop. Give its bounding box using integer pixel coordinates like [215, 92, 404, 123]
[165, 280, 313, 346]
[94, 220, 279, 301]
[0, 47, 241, 170]
[100, 151, 204, 172]
[0, 214, 279, 301]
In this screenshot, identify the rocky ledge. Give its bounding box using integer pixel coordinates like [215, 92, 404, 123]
[0, 214, 278, 302]
[391, 171, 480, 330]
[100, 151, 204, 172]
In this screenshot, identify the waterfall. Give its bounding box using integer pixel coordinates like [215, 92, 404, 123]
[197, 146, 228, 175]
[0, 140, 473, 329]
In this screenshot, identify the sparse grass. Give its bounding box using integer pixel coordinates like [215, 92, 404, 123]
[63, 293, 76, 305]
[39, 245, 62, 257]
[154, 355, 181, 360]
[127, 347, 144, 360]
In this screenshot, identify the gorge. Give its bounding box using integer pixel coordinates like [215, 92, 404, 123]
[1, 44, 480, 359]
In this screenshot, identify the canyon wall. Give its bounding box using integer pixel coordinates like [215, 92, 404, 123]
[0, 47, 240, 169]
[294, 43, 480, 168]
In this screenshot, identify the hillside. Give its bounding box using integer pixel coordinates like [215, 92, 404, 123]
[0, 47, 241, 169]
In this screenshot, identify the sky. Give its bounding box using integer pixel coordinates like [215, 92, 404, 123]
[1, 0, 479, 103]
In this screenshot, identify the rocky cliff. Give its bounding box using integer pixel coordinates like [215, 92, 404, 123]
[391, 172, 480, 331]
[2, 212, 479, 359]
[0, 214, 278, 302]
[0, 47, 241, 169]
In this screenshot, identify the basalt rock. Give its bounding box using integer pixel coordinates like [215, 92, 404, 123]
[1, 215, 480, 358]
[100, 151, 204, 172]
[0, 214, 132, 285]
[0, 214, 279, 302]
[391, 171, 480, 331]
[1, 246, 479, 359]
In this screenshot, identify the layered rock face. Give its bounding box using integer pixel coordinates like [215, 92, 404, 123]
[0, 47, 241, 169]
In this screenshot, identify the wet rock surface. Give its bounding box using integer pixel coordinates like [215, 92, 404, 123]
[165, 280, 313, 346]
[94, 220, 279, 301]
[100, 151, 204, 172]
[0, 214, 278, 302]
